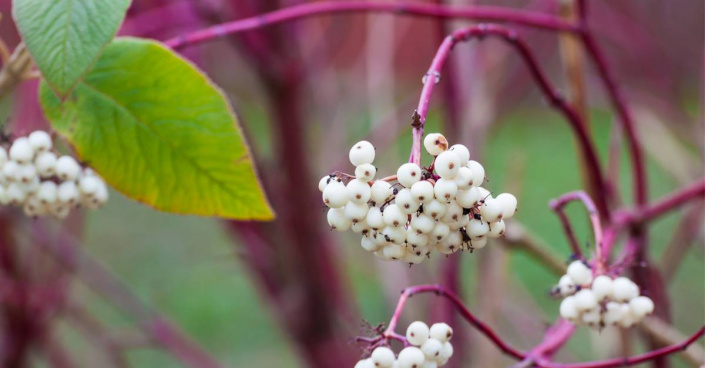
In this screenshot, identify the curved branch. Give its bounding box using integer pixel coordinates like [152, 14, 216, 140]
[549, 191, 604, 268]
[615, 177, 705, 227]
[384, 284, 526, 360]
[164, 2, 577, 49]
[409, 24, 609, 218]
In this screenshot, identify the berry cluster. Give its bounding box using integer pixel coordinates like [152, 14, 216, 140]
[319, 133, 517, 264]
[356, 322, 454, 368]
[0, 131, 109, 218]
[555, 261, 654, 328]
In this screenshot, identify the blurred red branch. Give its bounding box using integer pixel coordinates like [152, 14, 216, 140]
[615, 178, 705, 227]
[165, 1, 577, 49]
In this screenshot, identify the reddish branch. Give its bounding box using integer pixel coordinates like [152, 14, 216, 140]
[375, 285, 703, 368]
[409, 24, 609, 218]
[549, 191, 605, 269]
[165, 1, 577, 49]
[615, 178, 705, 227]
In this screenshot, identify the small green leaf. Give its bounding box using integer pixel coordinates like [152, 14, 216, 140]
[40, 37, 274, 220]
[13, 0, 131, 95]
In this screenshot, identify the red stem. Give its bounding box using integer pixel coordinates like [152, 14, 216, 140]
[164, 1, 577, 49]
[549, 191, 605, 271]
[615, 177, 705, 227]
[409, 24, 609, 218]
[538, 327, 704, 368]
[383, 284, 526, 360]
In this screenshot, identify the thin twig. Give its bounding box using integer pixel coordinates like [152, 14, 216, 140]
[549, 191, 604, 270]
[165, 1, 578, 49]
[614, 178, 705, 227]
[408, 24, 609, 218]
[640, 317, 705, 366]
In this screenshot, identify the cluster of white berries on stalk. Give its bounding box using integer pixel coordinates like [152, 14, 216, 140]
[555, 261, 654, 328]
[0, 131, 109, 219]
[355, 322, 454, 368]
[319, 133, 517, 264]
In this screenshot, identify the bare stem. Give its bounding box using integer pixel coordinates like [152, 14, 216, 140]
[409, 24, 609, 218]
[549, 191, 604, 270]
[382, 284, 526, 360]
[165, 1, 577, 49]
[615, 178, 705, 227]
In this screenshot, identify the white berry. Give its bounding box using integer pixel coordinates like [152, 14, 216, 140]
[28, 131, 53, 152]
[434, 151, 460, 179]
[406, 321, 430, 346]
[448, 144, 470, 166]
[410, 181, 434, 204]
[591, 275, 613, 301]
[425, 200, 446, 220]
[433, 178, 457, 202]
[453, 167, 475, 190]
[479, 197, 503, 222]
[322, 179, 347, 208]
[423, 133, 448, 156]
[466, 160, 485, 186]
[355, 164, 376, 181]
[371, 347, 396, 368]
[495, 193, 517, 219]
[347, 179, 372, 204]
[567, 261, 593, 286]
[9, 137, 35, 164]
[366, 206, 385, 230]
[629, 296, 654, 318]
[397, 347, 425, 368]
[397, 163, 422, 188]
[429, 323, 453, 343]
[349, 141, 375, 166]
[58, 181, 80, 205]
[371, 180, 394, 205]
[327, 208, 351, 231]
[573, 289, 598, 311]
[56, 156, 81, 181]
[611, 277, 639, 302]
[396, 188, 420, 214]
[34, 151, 58, 177]
[383, 204, 407, 227]
[559, 296, 579, 321]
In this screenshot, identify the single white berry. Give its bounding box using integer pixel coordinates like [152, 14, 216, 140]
[436, 240, 457, 255]
[410, 214, 435, 234]
[6, 183, 27, 205]
[618, 304, 636, 328]
[37, 181, 58, 205]
[355, 164, 376, 181]
[382, 241, 406, 259]
[448, 144, 470, 166]
[433, 178, 457, 202]
[440, 201, 462, 223]
[455, 187, 480, 208]
[9, 137, 35, 164]
[18, 164, 37, 183]
[434, 151, 460, 179]
[354, 358, 375, 368]
[429, 323, 453, 343]
[349, 141, 375, 166]
[629, 296, 654, 318]
[318, 175, 331, 192]
[382, 226, 407, 244]
[383, 204, 407, 227]
[466, 161, 485, 186]
[20, 176, 40, 194]
[28, 131, 53, 152]
[327, 207, 351, 231]
[347, 179, 372, 204]
[611, 277, 639, 302]
[448, 214, 470, 231]
[397, 163, 422, 188]
[486, 220, 505, 238]
[479, 197, 503, 222]
[366, 206, 385, 230]
[560, 296, 579, 321]
[406, 229, 429, 249]
[591, 275, 613, 301]
[558, 275, 576, 296]
[92, 180, 109, 206]
[371, 180, 394, 205]
[322, 179, 347, 208]
[410, 181, 434, 204]
[495, 193, 517, 219]
[425, 200, 446, 220]
[56, 156, 81, 181]
[371, 347, 396, 368]
[351, 219, 370, 234]
[603, 301, 624, 325]
[421, 338, 443, 360]
[438, 342, 453, 361]
[582, 308, 601, 326]
[573, 289, 598, 311]
[424, 133, 448, 156]
[344, 201, 369, 222]
[58, 181, 80, 205]
[396, 188, 420, 214]
[453, 167, 475, 190]
[397, 347, 425, 368]
[431, 222, 450, 242]
[361, 235, 381, 252]
[406, 321, 430, 346]
[404, 250, 426, 265]
[469, 236, 487, 249]
[34, 151, 58, 178]
[567, 261, 593, 286]
[24, 195, 44, 218]
[79, 175, 103, 196]
[465, 219, 489, 239]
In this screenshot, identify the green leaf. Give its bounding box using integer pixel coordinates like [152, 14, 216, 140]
[13, 0, 131, 95]
[40, 38, 274, 220]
